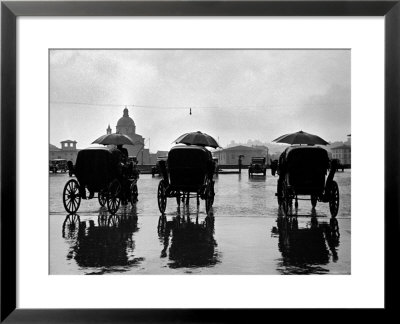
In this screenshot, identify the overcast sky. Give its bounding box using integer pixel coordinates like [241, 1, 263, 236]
[50, 49, 350, 152]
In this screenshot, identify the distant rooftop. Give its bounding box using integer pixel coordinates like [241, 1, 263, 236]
[331, 145, 351, 150]
[49, 144, 60, 151]
[218, 145, 266, 152]
[61, 140, 77, 143]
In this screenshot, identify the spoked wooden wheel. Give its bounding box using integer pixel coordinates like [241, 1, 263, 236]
[205, 180, 215, 213]
[277, 179, 283, 206]
[281, 182, 292, 216]
[98, 189, 107, 207]
[210, 181, 215, 206]
[107, 179, 121, 214]
[130, 183, 138, 206]
[328, 181, 340, 217]
[62, 179, 81, 213]
[157, 180, 167, 213]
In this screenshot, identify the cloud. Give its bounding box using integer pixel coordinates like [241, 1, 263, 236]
[50, 49, 350, 150]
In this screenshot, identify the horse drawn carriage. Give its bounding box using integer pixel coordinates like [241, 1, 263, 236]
[157, 145, 216, 213]
[62, 146, 138, 214]
[276, 146, 339, 217]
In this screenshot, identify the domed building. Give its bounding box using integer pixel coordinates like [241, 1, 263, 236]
[107, 107, 149, 164]
[116, 107, 137, 136]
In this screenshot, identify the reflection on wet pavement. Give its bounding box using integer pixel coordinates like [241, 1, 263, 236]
[272, 210, 340, 275]
[157, 207, 219, 269]
[62, 206, 144, 274]
[50, 172, 351, 275]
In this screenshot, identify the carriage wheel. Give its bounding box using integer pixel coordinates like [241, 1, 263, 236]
[107, 179, 121, 214]
[98, 190, 106, 207]
[205, 189, 212, 213]
[209, 181, 215, 206]
[277, 179, 283, 206]
[281, 182, 292, 216]
[311, 195, 318, 208]
[157, 180, 167, 213]
[205, 181, 215, 213]
[130, 183, 138, 206]
[328, 181, 340, 217]
[62, 179, 81, 213]
[211, 181, 215, 206]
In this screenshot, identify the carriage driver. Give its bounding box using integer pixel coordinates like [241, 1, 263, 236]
[111, 145, 139, 203]
[117, 144, 129, 163]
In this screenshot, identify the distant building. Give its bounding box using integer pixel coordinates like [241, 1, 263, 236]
[49, 140, 79, 163]
[149, 151, 169, 165]
[331, 145, 351, 165]
[212, 145, 269, 165]
[346, 134, 351, 145]
[107, 107, 150, 164]
[156, 150, 169, 158]
[149, 153, 157, 165]
[269, 152, 282, 162]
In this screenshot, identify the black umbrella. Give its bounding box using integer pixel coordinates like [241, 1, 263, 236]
[92, 133, 135, 146]
[273, 130, 329, 146]
[173, 131, 220, 148]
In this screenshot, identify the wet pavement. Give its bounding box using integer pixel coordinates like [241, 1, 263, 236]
[50, 171, 351, 275]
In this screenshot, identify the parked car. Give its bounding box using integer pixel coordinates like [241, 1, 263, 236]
[331, 158, 344, 172]
[248, 157, 267, 176]
[152, 156, 168, 176]
[49, 159, 68, 173]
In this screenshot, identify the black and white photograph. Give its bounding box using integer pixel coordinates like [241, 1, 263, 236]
[49, 49, 351, 275]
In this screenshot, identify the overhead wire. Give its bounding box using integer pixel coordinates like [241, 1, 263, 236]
[50, 100, 348, 110]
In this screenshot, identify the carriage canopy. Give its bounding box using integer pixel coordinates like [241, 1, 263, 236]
[167, 145, 213, 191]
[74, 147, 119, 192]
[280, 146, 329, 193]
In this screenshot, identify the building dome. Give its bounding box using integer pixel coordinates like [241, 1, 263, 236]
[117, 108, 135, 127]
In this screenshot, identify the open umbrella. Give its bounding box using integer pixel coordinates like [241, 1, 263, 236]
[173, 131, 220, 148]
[273, 130, 329, 146]
[92, 133, 135, 146]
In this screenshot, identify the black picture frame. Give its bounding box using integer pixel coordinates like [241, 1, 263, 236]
[1, 0, 399, 322]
